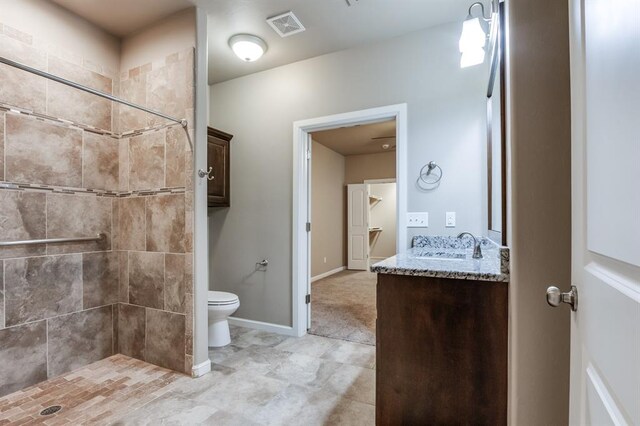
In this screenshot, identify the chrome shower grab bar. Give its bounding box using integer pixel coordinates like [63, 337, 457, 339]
[0, 233, 106, 247]
[0, 56, 187, 128]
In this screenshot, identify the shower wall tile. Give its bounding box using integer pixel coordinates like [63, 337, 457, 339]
[146, 194, 185, 253]
[112, 304, 118, 355]
[165, 126, 187, 188]
[129, 131, 165, 191]
[165, 254, 186, 313]
[117, 197, 145, 251]
[5, 114, 82, 187]
[0, 34, 47, 113]
[119, 74, 147, 132]
[111, 198, 120, 252]
[119, 251, 129, 303]
[0, 260, 4, 329]
[46, 193, 111, 255]
[185, 291, 193, 356]
[83, 132, 119, 191]
[82, 252, 118, 309]
[0, 321, 47, 398]
[117, 303, 145, 360]
[145, 308, 185, 373]
[0, 111, 5, 180]
[4, 254, 82, 327]
[119, 138, 130, 191]
[185, 191, 193, 254]
[146, 50, 193, 127]
[47, 305, 113, 378]
[128, 251, 164, 309]
[0, 190, 46, 260]
[47, 56, 112, 131]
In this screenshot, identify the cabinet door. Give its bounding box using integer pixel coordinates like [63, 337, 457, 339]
[207, 128, 232, 207]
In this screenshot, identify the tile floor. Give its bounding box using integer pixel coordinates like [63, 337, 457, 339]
[0, 326, 376, 425]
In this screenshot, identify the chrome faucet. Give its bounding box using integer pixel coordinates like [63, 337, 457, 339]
[457, 232, 483, 259]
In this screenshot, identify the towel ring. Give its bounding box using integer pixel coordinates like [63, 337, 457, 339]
[419, 161, 443, 185]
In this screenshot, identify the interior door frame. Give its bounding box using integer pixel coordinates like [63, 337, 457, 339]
[292, 104, 408, 336]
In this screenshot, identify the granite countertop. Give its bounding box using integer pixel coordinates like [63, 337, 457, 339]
[371, 236, 510, 282]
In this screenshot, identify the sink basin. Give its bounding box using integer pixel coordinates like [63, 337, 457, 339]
[414, 251, 466, 261]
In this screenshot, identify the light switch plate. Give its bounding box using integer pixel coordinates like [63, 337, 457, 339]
[446, 212, 456, 227]
[407, 212, 429, 228]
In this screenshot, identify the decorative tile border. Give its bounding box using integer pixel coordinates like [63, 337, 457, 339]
[0, 181, 186, 198]
[0, 103, 185, 139]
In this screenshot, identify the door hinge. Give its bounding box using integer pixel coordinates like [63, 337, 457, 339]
[306, 149, 311, 160]
[305, 294, 311, 304]
[306, 222, 311, 232]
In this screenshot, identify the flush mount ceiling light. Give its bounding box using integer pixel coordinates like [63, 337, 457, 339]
[459, 2, 494, 68]
[229, 34, 267, 62]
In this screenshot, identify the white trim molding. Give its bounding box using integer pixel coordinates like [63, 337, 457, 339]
[292, 103, 408, 337]
[192, 7, 210, 374]
[228, 317, 298, 337]
[191, 359, 212, 378]
[311, 266, 346, 283]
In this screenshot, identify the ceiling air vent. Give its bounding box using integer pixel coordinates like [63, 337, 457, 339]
[266, 11, 305, 38]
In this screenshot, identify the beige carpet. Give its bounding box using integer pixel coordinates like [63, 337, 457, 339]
[309, 270, 376, 346]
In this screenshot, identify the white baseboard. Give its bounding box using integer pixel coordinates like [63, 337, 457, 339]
[191, 359, 211, 378]
[311, 266, 346, 283]
[228, 317, 298, 337]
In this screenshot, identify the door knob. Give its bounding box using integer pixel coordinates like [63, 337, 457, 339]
[546, 285, 578, 311]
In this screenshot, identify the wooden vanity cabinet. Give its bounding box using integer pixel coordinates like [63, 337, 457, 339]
[376, 274, 508, 425]
[207, 127, 233, 207]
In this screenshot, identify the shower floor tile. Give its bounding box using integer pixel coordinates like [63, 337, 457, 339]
[0, 354, 188, 425]
[0, 327, 376, 425]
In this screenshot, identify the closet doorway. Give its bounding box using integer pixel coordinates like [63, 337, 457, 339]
[347, 180, 397, 271]
[303, 118, 397, 345]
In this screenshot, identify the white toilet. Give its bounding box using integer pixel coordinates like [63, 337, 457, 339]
[207, 291, 240, 347]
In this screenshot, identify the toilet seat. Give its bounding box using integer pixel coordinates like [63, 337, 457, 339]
[208, 291, 239, 306]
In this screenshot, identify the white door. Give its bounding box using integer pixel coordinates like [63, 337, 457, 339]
[566, 0, 640, 423]
[347, 184, 369, 270]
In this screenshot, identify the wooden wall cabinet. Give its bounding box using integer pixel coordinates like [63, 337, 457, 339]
[376, 274, 508, 425]
[207, 127, 233, 207]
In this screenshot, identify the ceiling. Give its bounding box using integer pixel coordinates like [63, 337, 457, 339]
[205, 0, 471, 84]
[50, 0, 194, 37]
[312, 120, 396, 156]
[49, 0, 471, 84]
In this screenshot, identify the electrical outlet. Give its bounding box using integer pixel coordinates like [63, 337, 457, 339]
[407, 212, 429, 228]
[446, 212, 456, 227]
[323, 257, 327, 264]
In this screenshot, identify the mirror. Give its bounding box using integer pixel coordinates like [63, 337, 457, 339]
[487, 1, 506, 245]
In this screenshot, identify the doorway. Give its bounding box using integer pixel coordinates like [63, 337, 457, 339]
[306, 122, 397, 345]
[292, 104, 407, 337]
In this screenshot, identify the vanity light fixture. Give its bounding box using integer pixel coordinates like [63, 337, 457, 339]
[229, 34, 267, 62]
[459, 2, 493, 68]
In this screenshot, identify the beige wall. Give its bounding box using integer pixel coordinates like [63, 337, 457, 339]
[345, 151, 396, 184]
[310, 145, 397, 275]
[369, 183, 397, 260]
[310, 141, 346, 277]
[506, 0, 572, 424]
[1, 0, 120, 74]
[120, 8, 195, 72]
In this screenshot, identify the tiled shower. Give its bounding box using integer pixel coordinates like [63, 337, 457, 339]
[0, 12, 195, 398]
